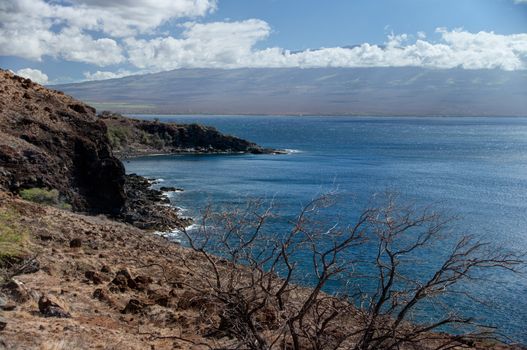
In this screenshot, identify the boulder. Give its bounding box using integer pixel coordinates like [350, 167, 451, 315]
[1, 280, 30, 303]
[121, 299, 145, 314]
[38, 295, 71, 318]
[84, 270, 103, 285]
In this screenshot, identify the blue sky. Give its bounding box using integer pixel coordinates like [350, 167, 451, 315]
[1, 0, 526, 84]
[209, 0, 527, 49]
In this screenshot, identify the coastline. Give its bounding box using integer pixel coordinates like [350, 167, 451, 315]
[0, 70, 525, 348]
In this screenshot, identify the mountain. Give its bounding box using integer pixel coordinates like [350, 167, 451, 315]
[55, 67, 527, 116]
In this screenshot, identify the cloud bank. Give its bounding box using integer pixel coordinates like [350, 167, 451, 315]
[15, 68, 49, 84]
[125, 25, 527, 72]
[1, 0, 526, 80]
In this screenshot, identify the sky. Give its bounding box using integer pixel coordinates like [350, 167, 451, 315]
[0, 0, 526, 84]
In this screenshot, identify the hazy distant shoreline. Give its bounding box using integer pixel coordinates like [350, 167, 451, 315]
[54, 67, 527, 118]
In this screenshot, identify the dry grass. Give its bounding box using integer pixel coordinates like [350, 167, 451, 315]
[0, 207, 30, 261]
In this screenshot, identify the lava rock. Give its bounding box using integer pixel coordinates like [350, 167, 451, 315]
[85, 270, 103, 285]
[38, 295, 71, 318]
[100, 265, 112, 274]
[133, 275, 153, 291]
[69, 238, 82, 248]
[1, 280, 30, 303]
[92, 288, 114, 307]
[121, 299, 145, 314]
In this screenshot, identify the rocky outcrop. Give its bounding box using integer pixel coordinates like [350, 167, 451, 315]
[99, 111, 282, 158]
[0, 69, 125, 214]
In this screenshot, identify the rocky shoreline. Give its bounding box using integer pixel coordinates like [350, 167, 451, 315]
[120, 174, 190, 231]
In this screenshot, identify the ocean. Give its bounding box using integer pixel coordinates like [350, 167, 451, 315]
[125, 115, 527, 343]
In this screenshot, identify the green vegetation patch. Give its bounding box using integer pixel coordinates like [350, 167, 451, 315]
[19, 188, 71, 210]
[20, 188, 59, 205]
[0, 208, 30, 262]
[107, 124, 132, 149]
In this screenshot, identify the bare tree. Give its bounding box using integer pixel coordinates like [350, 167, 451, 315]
[178, 193, 524, 350]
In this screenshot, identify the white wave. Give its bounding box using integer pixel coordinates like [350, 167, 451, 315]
[174, 206, 188, 213]
[147, 178, 164, 185]
[154, 223, 199, 238]
[284, 149, 302, 154]
[162, 190, 183, 199]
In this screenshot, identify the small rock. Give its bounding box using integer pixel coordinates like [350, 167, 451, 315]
[92, 288, 114, 306]
[110, 274, 129, 292]
[84, 270, 103, 285]
[1, 280, 30, 303]
[133, 275, 152, 290]
[153, 295, 169, 307]
[100, 265, 112, 274]
[159, 186, 181, 192]
[39, 234, 53, 241]
[0, 300, 16, 311]
[116, 269, 137, 289]
[0, 317, 6, 331]
[116, 268, 133, 281]
[121, 299, 145, 314]
[38, 295, 71, 318]
[69, 238, 82, 248]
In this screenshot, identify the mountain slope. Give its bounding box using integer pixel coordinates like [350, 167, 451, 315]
[55, 67, 527, 116]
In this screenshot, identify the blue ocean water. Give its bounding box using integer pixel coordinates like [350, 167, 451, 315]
[125, 115, 527, 343]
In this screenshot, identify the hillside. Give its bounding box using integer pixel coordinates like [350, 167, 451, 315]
[0, 70, 125, 214]
[55, 67, 527, 117]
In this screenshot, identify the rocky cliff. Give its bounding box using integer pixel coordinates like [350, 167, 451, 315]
[0, 70, 125, 214]
[100, 111, 280, 158]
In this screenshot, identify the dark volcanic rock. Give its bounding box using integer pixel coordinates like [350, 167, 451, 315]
[0, 70, 125, 214]
[69, 238, 82, 248]
[122, 174, 190, 230]
[121, 298, 145, 314]
[1, 280, 30, 303]
[38, 295, 71, 318]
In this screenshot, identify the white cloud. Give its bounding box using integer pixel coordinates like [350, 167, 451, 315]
[514, 0, 527, 3]
[15, 68, 49, 84]
[0, 0, 215, 64]
[125, 25, 527, 72]
[83, 69, 136, 81]
[126, 19, 271, 70]
[1, 0, 526, 75]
